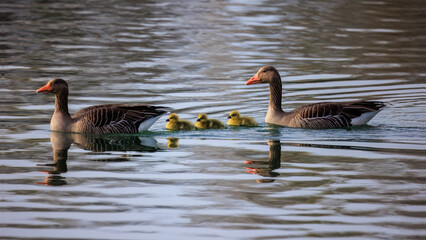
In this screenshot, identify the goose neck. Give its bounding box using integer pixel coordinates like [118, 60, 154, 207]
[54, 91, 70, 117]
[268, 79, 283, 112]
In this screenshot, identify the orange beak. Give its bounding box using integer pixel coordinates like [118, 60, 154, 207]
[245, 73, 261, 85]
[36, 83, 52, 93]
[245, 167, 258, 174]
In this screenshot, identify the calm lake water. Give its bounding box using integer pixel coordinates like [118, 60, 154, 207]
[2, 0, 426, 239]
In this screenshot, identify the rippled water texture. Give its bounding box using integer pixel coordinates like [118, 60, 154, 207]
[1, 0, 426, 239]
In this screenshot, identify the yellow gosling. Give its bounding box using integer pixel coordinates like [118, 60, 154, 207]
[227, 110, 258, 127]
[165, 113, 195, 131]
[195, 113, 225, 129]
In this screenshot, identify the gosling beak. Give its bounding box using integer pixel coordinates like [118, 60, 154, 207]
[36, 83, 52, 93]
[245, 73, 261, 85]
[196, 118, 201, 122]
[166, 119, 170, 122]
[227, 116, 231, 119]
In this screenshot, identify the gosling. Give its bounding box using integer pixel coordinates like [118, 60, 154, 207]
[195, 113, 225, 129]
[227, 110, 258, 127]
[166, 113, 195, 131]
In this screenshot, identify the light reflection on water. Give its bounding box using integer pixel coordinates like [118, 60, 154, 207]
[2, 0, 426, 239]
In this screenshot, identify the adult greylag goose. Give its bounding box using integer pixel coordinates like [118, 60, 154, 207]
[246, 66, 385, 129]
[36, 78, 168, 134]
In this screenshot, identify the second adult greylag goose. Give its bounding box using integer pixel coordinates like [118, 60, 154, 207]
[246, 66, 385, 129]
[36, 78, 168, 134]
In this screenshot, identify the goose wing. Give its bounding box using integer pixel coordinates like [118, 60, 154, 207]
[73, 104, 127, 118]
[73, 105, 168, 134]
[290, 102, 350, 128]
[290, 101, 385, 129]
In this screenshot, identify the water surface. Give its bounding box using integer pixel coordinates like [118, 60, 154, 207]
[1, 0, 426, 239]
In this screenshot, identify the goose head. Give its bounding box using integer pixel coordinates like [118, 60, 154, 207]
[246, 66, 280, 85]
[227, 110, 241, 120]
[166, 113, 179, 123]
[196, 113, 208, 122]
[36, 78, 68, 95]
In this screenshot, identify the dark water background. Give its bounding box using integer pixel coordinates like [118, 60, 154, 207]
[1, 0, 426, 239]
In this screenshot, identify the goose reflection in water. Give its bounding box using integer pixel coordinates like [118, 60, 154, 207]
[37, 131, 159, 186]
[245, 140, 281, 183]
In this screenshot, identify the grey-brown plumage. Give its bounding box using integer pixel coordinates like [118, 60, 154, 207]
[36, 78, 168, 134]
[246, 66, 385, 129]
[285, 101, 385, 128]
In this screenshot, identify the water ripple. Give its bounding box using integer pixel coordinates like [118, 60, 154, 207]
[2, 0, 426, 239]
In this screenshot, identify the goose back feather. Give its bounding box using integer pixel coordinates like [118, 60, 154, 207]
[73, 105, 167, 134]
[287, 101, 385, 128]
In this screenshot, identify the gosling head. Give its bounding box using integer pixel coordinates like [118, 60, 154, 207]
[246, 66, 280, 85]
[36, 78, 69, 95]
[196, 113, 208, 122]
[227, 110, 241, 120]
[166, 113, 179, 123]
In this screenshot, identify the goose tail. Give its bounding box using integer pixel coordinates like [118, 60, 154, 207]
[347, 100, 386, 126]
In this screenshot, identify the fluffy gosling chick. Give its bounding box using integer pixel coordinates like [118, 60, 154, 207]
[195, 113, 225, 129]
[227, 110, 258, 127]
[166, 113, 194, 131]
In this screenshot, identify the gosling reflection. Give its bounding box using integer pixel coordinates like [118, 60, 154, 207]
[245, 140, 281, 182]
[167, 137, 179, 148]
[37, 132, 159, 186]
